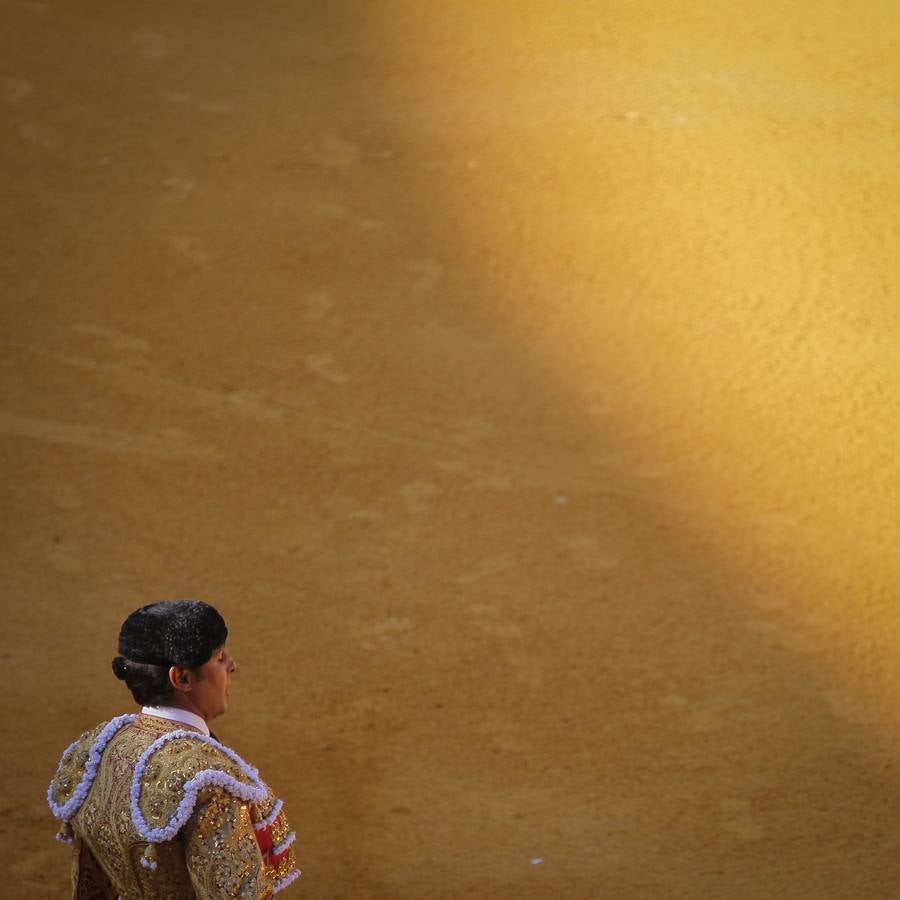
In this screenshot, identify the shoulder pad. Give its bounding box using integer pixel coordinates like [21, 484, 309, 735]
[131, 730, 269, 842]
[48, 715, 138, 821]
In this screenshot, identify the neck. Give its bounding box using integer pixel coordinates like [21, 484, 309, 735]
[167, 695, 207, 722]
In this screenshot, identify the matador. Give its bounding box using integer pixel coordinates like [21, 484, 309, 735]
[48, 599, 301, 898]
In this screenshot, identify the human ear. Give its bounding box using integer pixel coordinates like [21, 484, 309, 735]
[168, 665, 193, 693]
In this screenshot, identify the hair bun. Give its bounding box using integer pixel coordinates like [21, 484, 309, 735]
[111, 656, 129, 680]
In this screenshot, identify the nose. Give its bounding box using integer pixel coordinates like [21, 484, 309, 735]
[228, 653, 237, 674]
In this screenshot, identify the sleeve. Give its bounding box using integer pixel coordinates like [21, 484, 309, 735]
[182, 787, 275, 899]
[71, 835, 117, 900]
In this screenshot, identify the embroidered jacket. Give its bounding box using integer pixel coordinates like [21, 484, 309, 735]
[48, 714, 300, 898]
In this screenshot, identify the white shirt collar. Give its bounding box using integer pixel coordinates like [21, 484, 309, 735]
[141, 705, 210, 737]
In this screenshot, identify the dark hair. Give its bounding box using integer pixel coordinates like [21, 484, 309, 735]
[118, 600, 227, 668]
[111, 655, 175, 706]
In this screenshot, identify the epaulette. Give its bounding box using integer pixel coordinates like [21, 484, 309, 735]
[130, 729, 270, 868]
[47, 714, 139, 844]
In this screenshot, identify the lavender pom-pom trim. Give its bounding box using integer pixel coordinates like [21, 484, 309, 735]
[254, 797, 283, 831]
[139, 856, 158, 871]
[48, 715, 138, 821]
[272, 831, 296, 857]
[130, 730, 268, 842]
[274, 868, 302, 894]
[55, 831, 74, 845]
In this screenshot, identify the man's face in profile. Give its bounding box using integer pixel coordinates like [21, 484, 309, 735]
[178, 645, 236, 722]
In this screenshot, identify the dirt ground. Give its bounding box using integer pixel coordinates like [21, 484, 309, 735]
[2, 2, 899, 898]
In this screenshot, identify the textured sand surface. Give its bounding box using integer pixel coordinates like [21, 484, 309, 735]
[2, 2, 899, 897]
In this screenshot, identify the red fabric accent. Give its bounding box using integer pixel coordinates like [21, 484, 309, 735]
[255, 823, 274, 858]
[254, 814, 291, 867]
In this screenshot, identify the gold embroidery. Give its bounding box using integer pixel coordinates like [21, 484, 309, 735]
[73, 835, 115, 900]
[270, 812, 291, 846]
[251, 787, 279, 825]
[48, 723, 104, 809]
[135, 728, 257, 831]
[184, 792, 271, 897]
[270, 842, 299, 882]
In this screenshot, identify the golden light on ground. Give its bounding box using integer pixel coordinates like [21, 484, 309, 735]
[370, 1, 900, 721]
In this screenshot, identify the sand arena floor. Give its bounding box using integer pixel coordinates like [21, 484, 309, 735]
[2, 2, 899, 897]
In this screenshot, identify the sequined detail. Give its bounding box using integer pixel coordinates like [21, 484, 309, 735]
[184, 790, 270, 896]
[275, 868, 302, 893]
[272, 831, 296, 857]
[253, 793, 283, 830]
[272, 850, 303, 894]
[270, 811, 291, 849]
